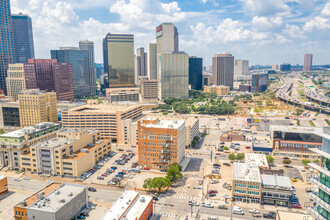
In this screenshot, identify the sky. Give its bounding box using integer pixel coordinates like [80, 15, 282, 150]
[10, 0, 330, 66]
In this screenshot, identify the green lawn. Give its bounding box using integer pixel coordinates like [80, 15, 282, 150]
[298, 84, 304, 88]
[298, 90, 305, 96]
[309, 120, 316, 127]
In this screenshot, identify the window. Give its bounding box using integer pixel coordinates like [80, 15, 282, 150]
[235, 183, 246, 188]
[248, 191, 259, 195]
[248, 185, 259, 189]
[235, 189, 246, 194]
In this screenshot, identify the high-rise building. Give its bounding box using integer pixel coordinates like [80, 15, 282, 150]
[137, 118, 185, 170]
[95, 63, 104, 79]
[11, 13, 35, 63]
[0, 0, 15, 94]
[103, 33, 135, 88]
[252, 73, 269, 93]
[212, 53, 234, 89]
[79, 40, 96, 96]
[280, 63, 291, 71]
[147, 43, 157, 80]
[303, 53, 313, 72]
[7, 59, 74, 101]
[234, 60, 249, 76]
[156, 23, 179, 55]
[140, 78, 158, 103]
[158, 53, 189, 100]
[189, 56, 203, 90]
[136, 47, 147, 80]
[18, 89, 58, 127]
[51, 47, 92, 98]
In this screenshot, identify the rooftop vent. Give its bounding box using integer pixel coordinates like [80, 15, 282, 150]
[59, 199, 66, 203]
[68, 192, 73, 197]
[140, 197, 146, 203]
[55, 190, 61, 195]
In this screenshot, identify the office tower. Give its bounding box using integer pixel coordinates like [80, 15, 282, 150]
[140, 78, 158, 103]
[0, 0, 15, 94]
[252, 73, 269, 93]
[158, 52, 189, 100]
[136, 47, 146, 79]
[11, 13, 35, 63]
[18, 89, 58, 127]
[156, 23, 179, 54]
[280, 63, 291, 71]
[79, 40, 96, 96]
[137, 118, 185, 170]
[234, 60, 249, 76]
[95, 63, 104, 79]
[272, 64, 280, 70]
[51, 47, 91, 97]
[212, 53, 234, 89]
[106, 87, 139, 103]
[147, 43, 157, 80]
[103, 33, 135, 88]
[6, 63, 34, 100]
[189, 56, 203, 90]
[303, 53, 313, 72]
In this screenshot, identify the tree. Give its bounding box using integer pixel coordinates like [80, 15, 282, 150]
[236, 153, 244, 161]
[169, 162, 182, 171]
[313, 159, 319, 164]
[266, 155, 274, 165]
[143, 178, 153, 190]
[257, 101, 263, 106]
[295, 108, 304, 116]
[166, 163, 183, 182]
[302, 159, 310, 166]
[152, 177, 171, 191]
[162, 111, 168, 115]
[266, 100, 272, 106]
[223, 147, 229, 150]
[282, 159, 292, 166]
[228, 153, 236, 161]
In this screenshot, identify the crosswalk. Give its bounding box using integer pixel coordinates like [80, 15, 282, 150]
[158, 212, 179, 219]
[171, 194, 194, 200]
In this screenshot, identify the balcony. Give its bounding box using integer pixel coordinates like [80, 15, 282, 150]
[308, 176, 330, 195]
[305, 206, 327, 220]
[308, 163, 330, 177]
[307, 192, 330, 212]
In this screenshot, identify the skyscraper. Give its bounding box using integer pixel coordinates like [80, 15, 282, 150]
[103, 33, 135, 88]
[51, 47, 91, 97]
[156, 23, 178, 54]
[303, 53, 313, 72]
[11, 13, 35, 63]
[0, 0, 15, 94]
[212, 53, 234, 89]
[136, 47, 146, 78]
[147, 43, 157, 80]
[158, 52, 189, 100]
[234, 60, 249, 76]
[251, 73, 269, 93]
[189, 56, 203, 90]
[79, 40, 96, 96]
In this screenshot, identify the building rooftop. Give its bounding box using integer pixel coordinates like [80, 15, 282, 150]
[185, 117, 199, 127]
[245, 153, 269, 167]
[63, 139, 109, 160]
[102, 191, 152, 220]
[277, 210, 312, 220]
[233, 163, 261, 183]
[205, 85, 230, 88]
[28, 183, 87, 212]
[143, 119, 185, 129]
[310, 148, 330, 159]
[0, 122, 60, 138]
[64, 103, 141, 114]
[0, 175, 6, 180]
[261, 174, 291, 189]
[271, 125, 330, 140]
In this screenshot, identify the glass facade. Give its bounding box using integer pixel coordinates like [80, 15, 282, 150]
[189, 57, 203, 90]
[11, 14, 35, 63]
[2, 107, 20, 127]
[103, 33, 135, 88]
[252, 73, 269, 93]
[79, 41, 96, 96]
[51, 48, 92, 98]
[273, 131, 323, 143]
[0, 0, 15, 94]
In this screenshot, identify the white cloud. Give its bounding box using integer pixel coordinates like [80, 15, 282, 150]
[303, 16, 330, 32]
[241, 0, 290, 16]
[251, 16, 283, 32]
[200, 0, 219, 6]
[321, 3, 330, 16]
[282, 24, 306, 38]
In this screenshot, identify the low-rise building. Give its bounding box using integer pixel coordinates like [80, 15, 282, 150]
[220, 130, 245, 142]
[140, 78, 158, 104]
[14, 183, 87, 220]
[239, 84, 251, 92]
[270, 125, 327, 159]
[261, 174, 293, 207]
[0, 101, 20, 129]
[102, 191, 153, 220]
[232, 163, 262, 203]
[204, 85, 230, 96]
[106, 87, 140, 103]
[61, 103, 142, 143]
[0, 122, 61, 170]
[138, 118, 185, 170]
[0, 175, 8, 196]
[202, 74, 212, 86]
[245, 153, 268, 169]
[20, 128, 111, 177]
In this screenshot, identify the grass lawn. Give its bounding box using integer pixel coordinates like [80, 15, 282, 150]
[309, 120, 316, 127]
[298, 90, 305, 96]
[298, 84, 304, 88]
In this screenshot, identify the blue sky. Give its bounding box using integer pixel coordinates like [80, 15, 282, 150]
[11, 0, 330, 65]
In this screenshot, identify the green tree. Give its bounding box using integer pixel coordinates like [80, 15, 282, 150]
[152, 177, 171, 191]
[228, 153, 236, 161]
[266, 155, 274, 165]
[313, 159, 319, 164]
[143, 178, 153, 190]
[295, 108, 304, 116]
[166, 163, 183, 182]
[302, 159, 310, 166]
[223, 147, 229, 150]
[257, 101, 263, 106]
[236, 153, 244, 161]
[266, 100, 272, 106]
[162, 111, 168, 115]
[282, 159, 292, 166]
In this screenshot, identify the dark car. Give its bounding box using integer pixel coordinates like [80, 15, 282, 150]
[80, 212, 89, 217]
[209, 193, 216, 197]
[223, 163, 230, 166]
[160, 169, 167, 172]
[118, 149, 124, 151]
[88, 187, 97, 192]
[218, 205, 228, 210]
[153, 196, 159, 201]
[263, 212, 276, 219]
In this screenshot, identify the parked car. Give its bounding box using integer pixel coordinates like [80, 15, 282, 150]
[223, 163, 230, 166]
[188, 201, 200, 206]
[97, 176, 104, 180]
[208, 193, 216, 197]
[252, 213, 262, 218]
[88, 187, 97, 192]
[210, 179, 219, 184]
[22, 176, 30, 180]
[199, 179, 203, 185]
[143, 167, 150, 170]
[292, 203, 302, 209]
[218, 205, 228, 210]
[232, 210, 244, 215]
[14, 178, 21, 182]
[153, 196, 159, 201]
[300, 167, 305, 172]
[249, 209, 260, 214]
[118, 149, 124, 151]
[263, 212, 276, 219]
[208, 190, 218, 194]
[201, 203, 214, 208]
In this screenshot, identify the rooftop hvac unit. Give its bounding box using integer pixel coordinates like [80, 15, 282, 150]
[68, 192, 73, 197]
[140, 197, 146, 202]
[19, 201, 27, 206]
[59, 199, 66, 203]
[55, 190, 61, 195]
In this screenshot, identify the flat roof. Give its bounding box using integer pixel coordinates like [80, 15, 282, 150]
[261, 174, 291, 189]
[270, 125, 330, 138]
[64, 103, 141, 114]
[245, 153, 268, 167]
[0, 175, 6, 180]
[277, 210, 312, 220]
[310, 148, 330, 159]
[0, 122, 59, 138]
[34, 137, 74, 149]
[142, 119, 185, 129]
[185, 117, 199, 127]
[28, 183, 87, 212]
[233, 163, 261, 183]
[64, 139, 109, 160]
[125, 195, 153, 219]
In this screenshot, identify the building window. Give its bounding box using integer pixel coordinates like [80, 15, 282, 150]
[234, 189, 246, 194]
[248, 185, 259, 189]
[235, 183, 246, 188]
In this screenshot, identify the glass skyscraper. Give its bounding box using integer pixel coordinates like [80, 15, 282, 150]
[51, 47, 91, 98]
[189, 56, 203, 90]
[0, 0, 15, 94]
[11, 13, 35, 63]
[79, 40, 96, 96]
[103, 33, 135, 88]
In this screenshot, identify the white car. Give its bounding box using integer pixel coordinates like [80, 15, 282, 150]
[46, 180, 53, 184]
[14, 178, 21, 182]
[188, 201, 200, 206]
[249, 209, 260, 214]
[308, 168, 313, 172]
[202, 203, 214, 208]
[300, 167, 305, 172]
[22, 176, 30, 180]
[233, 206, 243, 211]
[233, 210, 244, 215]
[210, 179, 219, 184]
